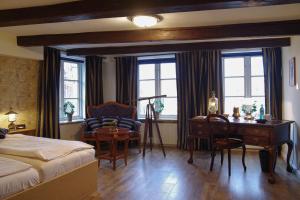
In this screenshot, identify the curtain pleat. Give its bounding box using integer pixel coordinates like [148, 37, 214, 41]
[115, 56, 137, 106]
[37, 47, 61, 139]
[176, 50, 223, 150]
[86, 56, 103, 108]
[262, 48, 282, 120]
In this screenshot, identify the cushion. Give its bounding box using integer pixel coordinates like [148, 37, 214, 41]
[118, 117, 136, 130]
[101, 116, 119, 127]
[85, 118, 102, 130]
[0, 128, 8, 139]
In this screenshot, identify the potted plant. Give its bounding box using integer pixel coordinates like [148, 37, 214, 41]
[64, 101, 75, 122]
[154, 99, 164, 119]
[241, 101, 257, 120]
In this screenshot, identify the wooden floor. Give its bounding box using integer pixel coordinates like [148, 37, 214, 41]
[95, 148, 300, 200]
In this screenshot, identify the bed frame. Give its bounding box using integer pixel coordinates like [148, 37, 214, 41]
[5, 160, 98, 200]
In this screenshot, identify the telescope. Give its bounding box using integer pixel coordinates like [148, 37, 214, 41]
[138, 95, 167, 158]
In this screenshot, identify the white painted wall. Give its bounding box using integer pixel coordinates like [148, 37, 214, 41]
[282, 36, 300, 168]
[0, 32, 43, 60]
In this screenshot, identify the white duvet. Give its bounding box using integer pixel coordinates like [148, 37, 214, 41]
[0, 134, 93, 161]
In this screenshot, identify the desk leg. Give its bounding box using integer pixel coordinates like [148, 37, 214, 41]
[188, 137, 194, 164]
[286, 140, 294, 173]
[268, 146, 276, 184]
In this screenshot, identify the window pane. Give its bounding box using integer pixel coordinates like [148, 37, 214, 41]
[251, 77, 265, 96]
[64, 62, 78, 80]
[225, 77, 244, 96]
[139, 64, 155, 80]
[161, 80, 177, 97]
[224, 97, 245, 115]
[64, 99, 79, 117]
[251, 56, 264, 76]
[224, 57, 244, 77]
[139, 80, 155, 97]
[161, 63, 176, 79]
[64, 81, 79, 98]
[160, 98, 177, 116]
[137, 100, 148, 118]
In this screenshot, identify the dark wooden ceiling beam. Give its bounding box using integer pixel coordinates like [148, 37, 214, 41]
[17, 20, 300, 46]
[1, 0, 300, 27]
[66, 38, 291, 56]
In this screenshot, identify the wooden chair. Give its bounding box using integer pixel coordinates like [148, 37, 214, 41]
[207, 114, 246, 176]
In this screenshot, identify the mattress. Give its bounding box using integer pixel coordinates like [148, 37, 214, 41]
[0, 168, 39, 200]
[0, 149, 95, 182]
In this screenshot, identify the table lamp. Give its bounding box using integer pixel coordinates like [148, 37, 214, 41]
[208, 91, 218, 114]
[5, 107, 18, 131]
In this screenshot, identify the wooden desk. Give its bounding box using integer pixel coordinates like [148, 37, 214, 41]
[188, 116, 294, 184]
[8, 128, 36, 136]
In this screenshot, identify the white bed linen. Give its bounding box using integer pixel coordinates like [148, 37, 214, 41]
[0, 134, 93, 161]
[0, 168, 39, 200]
[0, 157, 31, 177]
[0, 149, 95, 182]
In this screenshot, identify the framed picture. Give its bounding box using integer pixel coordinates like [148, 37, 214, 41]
[289, 57, 296, 86]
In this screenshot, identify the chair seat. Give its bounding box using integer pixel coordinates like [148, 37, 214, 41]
[214, 138, 244, 149]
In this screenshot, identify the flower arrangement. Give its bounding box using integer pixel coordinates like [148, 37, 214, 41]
[241, 101, 257, 120]
[63, 101, 75, 122]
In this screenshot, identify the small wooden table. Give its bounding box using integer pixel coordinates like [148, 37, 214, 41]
[95, 127, 130, 170]
[9, 128, 36, 136]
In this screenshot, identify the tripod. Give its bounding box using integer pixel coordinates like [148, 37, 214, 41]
[141, 97, 166, 158]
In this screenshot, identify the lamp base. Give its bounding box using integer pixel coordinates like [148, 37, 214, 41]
[8, 122, 16, 131]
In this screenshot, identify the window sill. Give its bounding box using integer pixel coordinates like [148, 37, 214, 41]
[60, 119, 84, 125]
[138, 119, 177, 124]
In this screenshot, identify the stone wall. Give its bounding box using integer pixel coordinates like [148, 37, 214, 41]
[0, 54, 40, 129]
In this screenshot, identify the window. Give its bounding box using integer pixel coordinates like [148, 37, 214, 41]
[137, 55, 177, 119]
[223, 52, 265, 116]
[60, 58, 85, 121]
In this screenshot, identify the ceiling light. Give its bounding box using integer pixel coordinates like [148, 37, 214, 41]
[129, 15, 162, 28]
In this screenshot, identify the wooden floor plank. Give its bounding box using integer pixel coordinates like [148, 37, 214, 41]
[94, 148, 300, 200]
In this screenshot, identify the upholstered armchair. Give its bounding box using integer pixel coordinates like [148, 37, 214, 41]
[80, 101, 141, 153]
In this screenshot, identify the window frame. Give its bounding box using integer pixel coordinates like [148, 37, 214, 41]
[137, 56, 177, 120]
[222, 51, 265, 114]
[59, 57, 85, 121]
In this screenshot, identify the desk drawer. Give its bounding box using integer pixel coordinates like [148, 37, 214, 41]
[244, 136, 269, 146]
[241, 127, 270, 137]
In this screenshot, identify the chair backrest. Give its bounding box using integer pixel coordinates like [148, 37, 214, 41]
[207, 114, 230, 140]
[87, 101, 137, 119]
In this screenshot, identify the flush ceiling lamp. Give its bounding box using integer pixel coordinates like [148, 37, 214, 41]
[128, 15, 162, 28]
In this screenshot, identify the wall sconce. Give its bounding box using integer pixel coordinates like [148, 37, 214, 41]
[208, 91, 218, 114]
[5, 107, 18, 131]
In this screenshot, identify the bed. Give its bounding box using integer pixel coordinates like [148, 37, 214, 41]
[0, 157, 39, 200]
[0, 134, 98, 200]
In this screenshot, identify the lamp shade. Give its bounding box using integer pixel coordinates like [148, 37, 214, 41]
[208, 91, 218, 114]
[5, 107, 17, 122]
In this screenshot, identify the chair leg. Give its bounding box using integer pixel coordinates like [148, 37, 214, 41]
[228, 148, 231, 176]
[242, 144, 247, 171]
[124, 140, 129, 166]
[221, 150, 224, 165]
[210, 147, 216, 171]
[138, 135, 142, 154]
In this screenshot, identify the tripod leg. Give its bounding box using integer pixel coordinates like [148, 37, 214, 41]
[149, 118, 153, 151]
[150, 104, 166, 157]
[142, 106, 149, 157]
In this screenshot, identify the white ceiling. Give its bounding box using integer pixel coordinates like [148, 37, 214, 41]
[0, 2, 300, 50]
